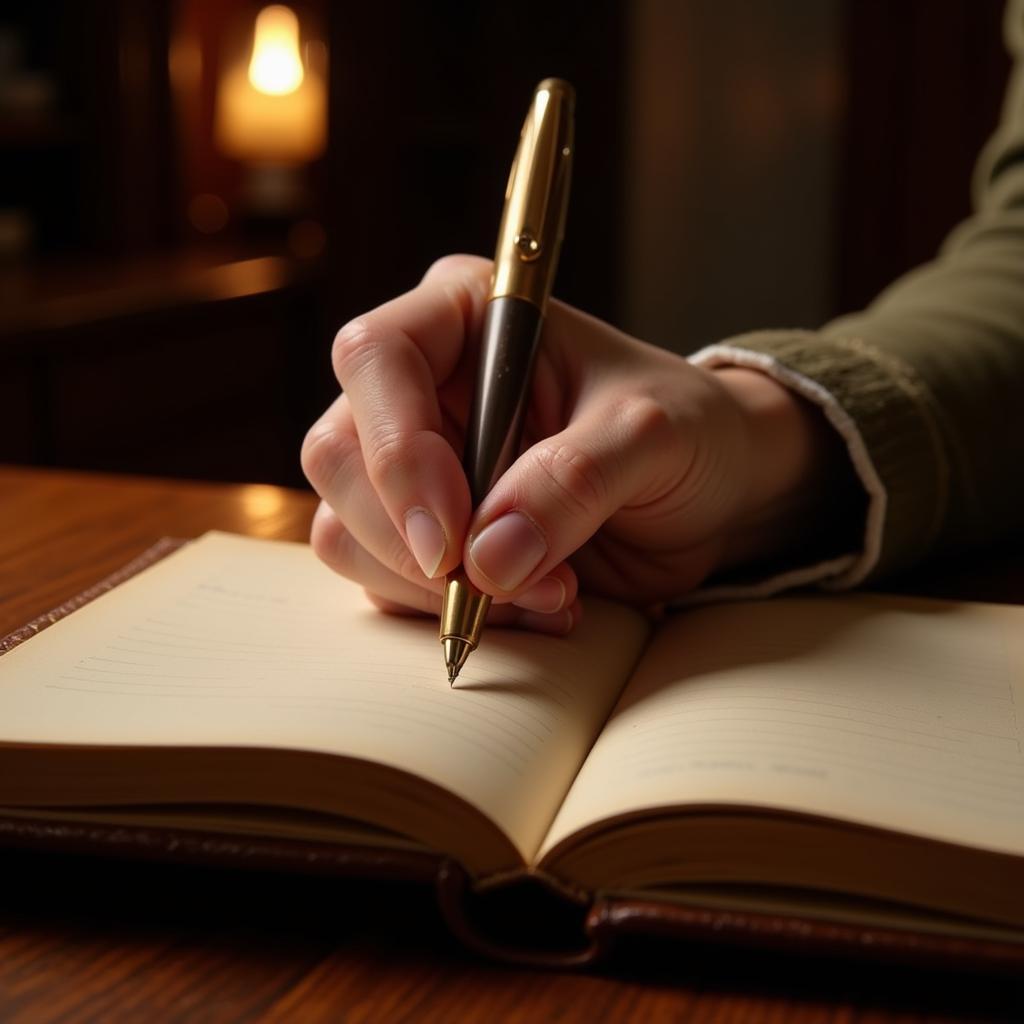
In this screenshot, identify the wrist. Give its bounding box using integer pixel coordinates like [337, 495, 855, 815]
[712, 366, 861, 569]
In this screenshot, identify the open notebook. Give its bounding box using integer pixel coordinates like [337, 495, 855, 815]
[1, 531, 1023, 967]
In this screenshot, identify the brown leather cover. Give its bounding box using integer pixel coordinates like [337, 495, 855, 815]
[2, 540, 1023, 972]
[0, 814, 445, 883]
[434, 861, 1024, 973]
[584, 894, 1024, 974]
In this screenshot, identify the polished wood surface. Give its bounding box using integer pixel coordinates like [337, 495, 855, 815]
[0, 466, 317, 638]
[0, 466, 1021, 1023]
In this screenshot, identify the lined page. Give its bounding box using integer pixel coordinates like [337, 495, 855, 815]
[542, 594, 1024, 859]
[0, 532, 648, 862]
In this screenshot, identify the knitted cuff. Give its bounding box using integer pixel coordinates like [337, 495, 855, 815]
[691, 329, 949, 591]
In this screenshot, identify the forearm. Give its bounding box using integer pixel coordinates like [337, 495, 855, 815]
[695, 1, 1024, 584]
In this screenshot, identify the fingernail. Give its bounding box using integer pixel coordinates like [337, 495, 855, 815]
[514, 576, 566, 614]
[405, 507, 446, 579]
[469, 511, 547, 592]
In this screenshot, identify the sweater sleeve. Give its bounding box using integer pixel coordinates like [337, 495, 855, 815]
[692, 0, 1024, 587]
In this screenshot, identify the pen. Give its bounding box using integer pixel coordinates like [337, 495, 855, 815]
[440, 78, 575, 685]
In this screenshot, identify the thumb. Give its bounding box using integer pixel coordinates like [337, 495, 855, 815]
[463, 396, 678, 598]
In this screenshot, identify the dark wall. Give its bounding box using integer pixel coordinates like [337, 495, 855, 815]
[620, 0, 845, 353]
[1, 1, 1013, 487]
[3, 1, 177, 257]
[838, 0, 1011, 312]
[324, 1, 1012, 350]
[325, 2, 627, 329]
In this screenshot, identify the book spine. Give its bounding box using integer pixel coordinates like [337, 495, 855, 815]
[435, 861, 605, 967]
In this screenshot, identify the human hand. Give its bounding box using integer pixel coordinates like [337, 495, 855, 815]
[302, 255, 850, 633]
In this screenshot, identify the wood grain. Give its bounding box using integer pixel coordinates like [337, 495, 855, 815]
[0, 466, 317, 637]
[0, 466, 1021, 1023]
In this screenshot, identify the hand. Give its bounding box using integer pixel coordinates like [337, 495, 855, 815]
[302, 255, 852, 633]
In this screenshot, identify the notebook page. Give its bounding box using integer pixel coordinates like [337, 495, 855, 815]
[542, 594, 1024, 859]
[0, 532, 648, 862]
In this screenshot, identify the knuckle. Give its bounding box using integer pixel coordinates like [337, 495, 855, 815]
[331, 319, 378, 382]
[425, 253, 467, 279]
[423, 255, 493, 315]
[423, 253, 487, 281]
[363, 427, 442, 503]
[309, 508, 355, 576]
[301, 422, 356, 493]
[530, 441, 609, 517]
[364, 430, 412, 492]
[615, 393, 677, 453]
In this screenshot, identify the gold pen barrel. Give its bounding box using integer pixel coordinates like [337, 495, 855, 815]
[490, 78, 574, 311]
[442, 79, 575, 685]
[439, 568, 490, 678]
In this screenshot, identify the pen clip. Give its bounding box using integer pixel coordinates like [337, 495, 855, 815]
[491, 78, 575, 309]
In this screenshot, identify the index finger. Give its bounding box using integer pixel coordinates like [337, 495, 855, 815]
[330, 254, 492, 580]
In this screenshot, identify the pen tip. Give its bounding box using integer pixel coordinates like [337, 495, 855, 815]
[442, 636, 472, 686]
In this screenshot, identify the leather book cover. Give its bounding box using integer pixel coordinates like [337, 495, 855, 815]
[2, 538, 1023, 972]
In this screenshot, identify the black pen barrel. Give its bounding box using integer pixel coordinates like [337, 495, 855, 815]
[461, 296, 544, 507]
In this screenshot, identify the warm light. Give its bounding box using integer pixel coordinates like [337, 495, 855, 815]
[238, 484, 292, 529]
[215, 4, 327, 170]
[248, 6, 304, 96]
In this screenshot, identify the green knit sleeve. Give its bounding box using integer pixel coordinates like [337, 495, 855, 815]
[700, 0, 1024, 583]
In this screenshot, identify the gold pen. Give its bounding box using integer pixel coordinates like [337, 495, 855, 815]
[440, 78, 575, 685]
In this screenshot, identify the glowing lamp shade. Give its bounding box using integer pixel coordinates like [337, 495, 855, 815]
[248, 6, 304, 95]
[215, 5, 326, 165]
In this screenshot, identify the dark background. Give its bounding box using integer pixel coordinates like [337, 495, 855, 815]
[0, 0, 1011, 488]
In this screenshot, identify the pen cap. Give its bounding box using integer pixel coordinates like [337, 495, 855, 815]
[490, 78, 575, 311]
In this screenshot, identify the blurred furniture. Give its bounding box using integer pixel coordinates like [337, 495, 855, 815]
[0, 2, 175, 257]
[0, 0, 1011, 489]
[0, 249, 326, 486]
[1, 2, 331, 487]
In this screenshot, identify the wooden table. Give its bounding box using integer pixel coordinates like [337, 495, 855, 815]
[0, 466, 1021, 1023]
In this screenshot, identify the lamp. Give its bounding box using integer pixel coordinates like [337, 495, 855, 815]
[214, 5, 326, 214]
